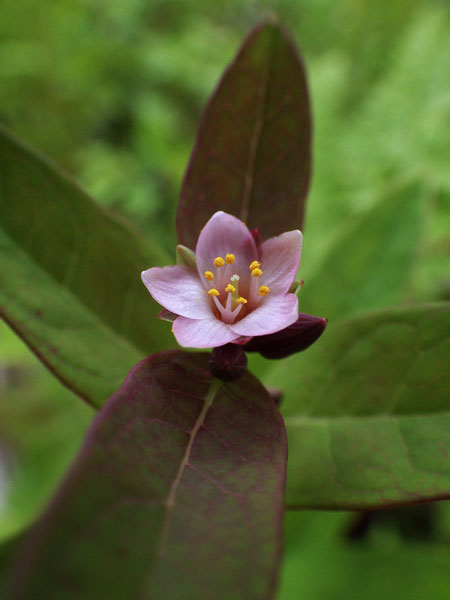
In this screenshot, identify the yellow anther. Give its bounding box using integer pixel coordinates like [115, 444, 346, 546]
[251, 268, 262, 277]
[208, 288, 220, 296]
[237, 297, 248, 304]
[214, 257, 225, 268]
[249, 260, 261, 270]
[258, 285, 270, 296]
[225, 284, 236, 293]
[226, 253, 235, 264]
[204, 270, 214, 281]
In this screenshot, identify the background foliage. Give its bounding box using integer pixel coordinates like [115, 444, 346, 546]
[1, 0, 449, 597]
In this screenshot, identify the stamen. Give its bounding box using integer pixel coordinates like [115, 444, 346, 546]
[226, 253, 235, 264]
[204, 271, 214, 281]
[231, 303, 244, 319]
[212, 293, 242, 324]
[237, 297, 247, 304]
[214, 257, 225, 268]
[212, 295, 226, 319]
[225, 284, 236, 293]
[249, 261, 261, 270]
[208, 288, 220, 296]
[251, 268, 262, 277]
[225, 290, 232, 313]
[258, 285, 270, 296]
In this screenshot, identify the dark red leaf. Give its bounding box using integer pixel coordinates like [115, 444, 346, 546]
[7, 351, 287, 600]
[177, 17, 312, 248]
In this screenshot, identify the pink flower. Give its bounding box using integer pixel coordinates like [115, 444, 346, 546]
[141, 211, 302, 349]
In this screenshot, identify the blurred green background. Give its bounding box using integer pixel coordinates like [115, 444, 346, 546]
[1, 0, 449, 598]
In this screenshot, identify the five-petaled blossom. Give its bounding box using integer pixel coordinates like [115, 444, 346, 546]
[141, 211, 302, 349]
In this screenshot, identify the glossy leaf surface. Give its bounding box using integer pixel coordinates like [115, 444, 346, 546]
[177, 18, 311, 248]
[0, 125, 175, 406]
[265, 304, 450, 509]
[7, 352, 287, 600]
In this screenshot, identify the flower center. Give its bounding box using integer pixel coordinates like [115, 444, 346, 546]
[204, 254, 270, 324]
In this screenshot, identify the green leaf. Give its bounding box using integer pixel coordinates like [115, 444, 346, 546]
[177, 17, 311, 247]
[264, 304, 450, 509]
[300, 179, 424, 321]
[6, 352, 287, 600]
[0, 125, 175, 407]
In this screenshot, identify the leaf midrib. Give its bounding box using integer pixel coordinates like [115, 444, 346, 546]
[0, 228, 143, 353]
[155, 379, 222, 560]
[0, 126, 171, 356]
[240, 30, 274, 223]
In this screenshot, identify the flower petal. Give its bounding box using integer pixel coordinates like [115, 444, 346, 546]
[196, 211, 257, 284]
[141, 266, 211, 319]
[260, 230, 303, 293]
[172, 316, 239, 348]
[230, 293, 299, 337]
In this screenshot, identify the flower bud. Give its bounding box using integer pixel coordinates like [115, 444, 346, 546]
[209, 344, 248, 381]
[243, 313, 327, 359]
[288, 279, 304, 296]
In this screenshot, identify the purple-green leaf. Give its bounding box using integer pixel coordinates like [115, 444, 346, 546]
[265, 304, 450, 509]
[7, 352, 287, 600]
[177, 18, 311, 248]
[0, 125, 175, 407]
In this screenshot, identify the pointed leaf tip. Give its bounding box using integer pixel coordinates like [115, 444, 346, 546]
[177, 20, 312, 247]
